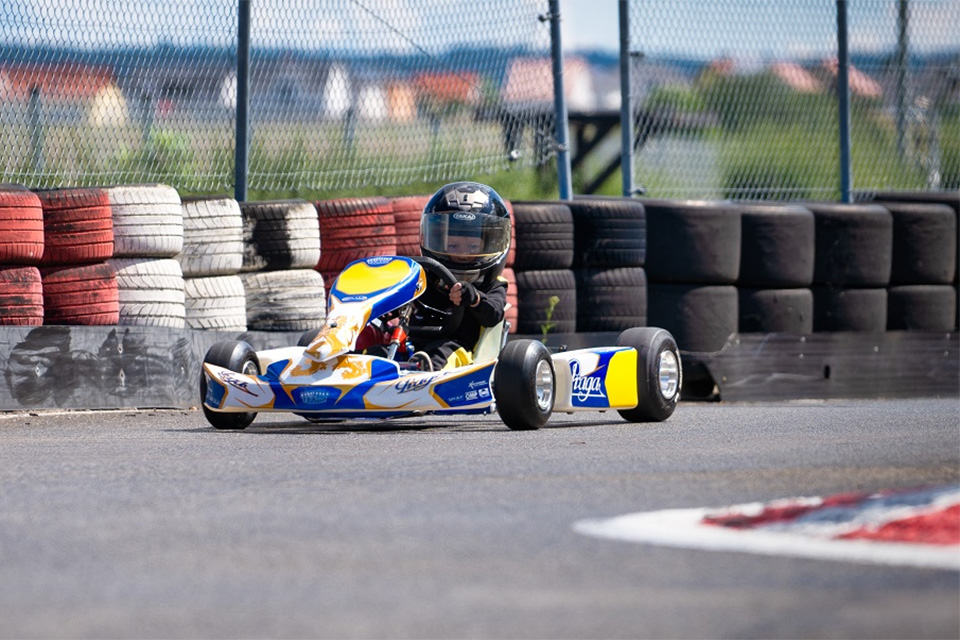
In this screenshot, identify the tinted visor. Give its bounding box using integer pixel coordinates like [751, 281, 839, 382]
[420, 211, 511, 269]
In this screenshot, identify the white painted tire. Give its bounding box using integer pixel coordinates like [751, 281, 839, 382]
[108, 257, 186, 328]
[240, 269, 326, 331]
[179, 197, 244, 277]
[185, 275, 247, 332]
[107, 184, 184, 258]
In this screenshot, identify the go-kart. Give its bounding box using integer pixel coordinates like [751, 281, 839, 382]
[200, 255, 682, 430]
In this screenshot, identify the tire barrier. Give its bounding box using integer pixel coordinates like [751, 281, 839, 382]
[514, 269, 576, 335]
[315, 196, 395, 274]
[36, 187, 114, 266]
[0, 186, 43, 265]
[240, 269, 326, 332]
[737, 203, 815, 287]
[390, 195, 429, 257]
[739, 288, 813, 334]
[879, 201, 956, 285]
[184, 275, 247, 333]
[643, 198, 739, 283]
[887, 285, 957, 332]
[40, 263, 119, 326]
[179, 197, 244, 277]
[0, 266, 43, 326]
[240, 200, 321, 273]
[569, 196, 646, 268]
[510, 202, 574, 271]
[647, 283, 738, 353]
[575, 267, 647, 332]
[107, 184, 183, 258]
[108, 257, 186, 329]
[808, 202, 893, 287]
[813, 287, 887, 332]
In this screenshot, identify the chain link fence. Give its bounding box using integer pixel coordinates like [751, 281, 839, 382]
[626, 0, 959, 199]
[0, 0, 555, 194]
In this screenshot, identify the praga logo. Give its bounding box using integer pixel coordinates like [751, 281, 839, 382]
[569, 359, 606, 404]
[395, 374, 440, 394]
[220, 371, 255, 396]
[366, 256, 392, 265]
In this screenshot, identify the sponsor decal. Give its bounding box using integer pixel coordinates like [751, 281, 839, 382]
[569, 359, 606, 405]
[296, 386, 338, 406]
[574, 485, 960, 571]
[365, 256, 393, 266]
[395, 374, 440, 394]
[338, 294, 368, 302]
[220, 370, 256, 396]
[453, 212, 476, 221]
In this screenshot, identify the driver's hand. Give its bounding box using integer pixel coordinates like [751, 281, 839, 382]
[449, 282, 463, 306]
[450, 281, 479, 307]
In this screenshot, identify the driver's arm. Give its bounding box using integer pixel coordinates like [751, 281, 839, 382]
[459, 278, 507, 327]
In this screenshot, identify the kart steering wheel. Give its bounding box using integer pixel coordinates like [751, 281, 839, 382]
[407, 256, 466, 340]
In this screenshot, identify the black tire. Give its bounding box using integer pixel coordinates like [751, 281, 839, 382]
[509, 202, 574, 270]
[877, 202, 956, 285]
[200, 340, 260, 430]
[887, 285, 957, 331]
[494, 339, 554, 430]
[297, 327, 322, 347]
[736, 202, 815, 287]
[575, 267, 647, 332]
[805, 202, 893, 287]
[863, 190, 960, 215]
[616, 327, 682, 422]
[642, 198, 740, 283]
[647, 283, 738, 352]
[563, 196, 647, 268]
[738, 288, 814, 334]
[240, 200, 320, 272]
[514, 270, 576, 335]
[813, 287, 887, 332]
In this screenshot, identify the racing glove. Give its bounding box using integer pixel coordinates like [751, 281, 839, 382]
[458, 281, 480, 307]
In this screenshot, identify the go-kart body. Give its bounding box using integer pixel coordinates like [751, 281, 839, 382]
[201, 256, 680, 429]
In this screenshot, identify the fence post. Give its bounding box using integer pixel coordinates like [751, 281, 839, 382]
[547, 0, 573, 201]
[895, 0, 909, 158]
[29, 86, 43, 175]
[235, 0, 251, 202]
[618, 0, 634, 197]
[836, 0, 852, 203]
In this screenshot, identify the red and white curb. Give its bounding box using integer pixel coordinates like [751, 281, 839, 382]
[573, 485, 960, 571]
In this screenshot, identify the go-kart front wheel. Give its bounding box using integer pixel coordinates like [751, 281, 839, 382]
[616, 327, 681, 422]
[494, 339, 555, 430]
[200, 340, 261, 430]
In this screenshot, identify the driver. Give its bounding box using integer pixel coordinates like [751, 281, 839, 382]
[411, 181, 512, 371]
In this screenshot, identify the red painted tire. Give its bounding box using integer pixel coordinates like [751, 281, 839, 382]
[315, 197, 397, 273]
[40, 263, 119, 325]
[0, 186, 43, 264]
[0, 266, 43, 325]
[37, 188, 113, 265]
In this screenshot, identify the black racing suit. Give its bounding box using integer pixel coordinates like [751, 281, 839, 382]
[412, 276, 507, 370]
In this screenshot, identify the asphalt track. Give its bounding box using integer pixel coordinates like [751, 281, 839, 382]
[0, 398, 957, 639]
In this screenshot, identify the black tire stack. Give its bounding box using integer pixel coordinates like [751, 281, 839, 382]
[179, 196, 246, 333]
[239, 200, 325, 332]
[869, 192, 958, 332]
[569, 197, 648, 333]
[805, 202, 893, 332]
[736, 202, 815, 334]
[643, 199, 741, 353]
[507, 201, 576, 337]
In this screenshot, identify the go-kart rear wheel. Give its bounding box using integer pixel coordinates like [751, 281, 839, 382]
[494, 339, 554, 430]
[200, 340, 261, 430]
[616, 328, 682, 422]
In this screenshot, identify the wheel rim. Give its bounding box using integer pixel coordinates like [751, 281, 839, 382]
[242, 359, 259, 377]
[534, 358, 553, 411]
[658, 350, 680, 400]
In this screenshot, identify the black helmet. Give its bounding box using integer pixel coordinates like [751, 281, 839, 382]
[419, 182, 511, 286]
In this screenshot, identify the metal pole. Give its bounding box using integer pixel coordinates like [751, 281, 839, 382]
[28, 85, 43, 175]
[548, 0, 573, 200]
[235, 0, 251, 202]
[836, 0, 852, 203]
[618, 0, 634, 197]
[895, 0, 908, 158]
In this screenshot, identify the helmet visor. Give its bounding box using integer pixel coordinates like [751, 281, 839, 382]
[420, 211, 511, 270]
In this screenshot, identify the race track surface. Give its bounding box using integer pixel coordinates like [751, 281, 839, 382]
[0, 398, 957, 639]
